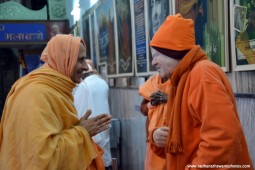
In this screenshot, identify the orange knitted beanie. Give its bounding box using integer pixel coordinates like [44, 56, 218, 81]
[150, 13, 195, 51]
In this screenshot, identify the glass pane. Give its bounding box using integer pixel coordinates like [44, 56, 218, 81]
[232, 0, 255, 70]
[175, 0, 228, 68]
[147, 0, 170, 72]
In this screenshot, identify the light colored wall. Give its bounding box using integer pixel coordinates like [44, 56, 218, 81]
[109, 88, 146, 170]
[236, 97, 255, 165]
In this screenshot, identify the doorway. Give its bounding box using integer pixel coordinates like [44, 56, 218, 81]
[0, 48, 19, 118]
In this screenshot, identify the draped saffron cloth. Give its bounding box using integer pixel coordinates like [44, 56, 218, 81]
[164, 45, 207, 154]
[150, 45, 253, 169]
[0, 34, 104, 170]
[0, 67, 104, 169]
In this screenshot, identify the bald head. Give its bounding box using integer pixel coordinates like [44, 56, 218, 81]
[86, 59, 94, 68]
[85, 59, 97, 74]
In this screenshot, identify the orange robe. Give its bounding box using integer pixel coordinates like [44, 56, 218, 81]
[150, 59, 254, 170]
[139, 74, 170, 170]
[0, 67, 104, 170]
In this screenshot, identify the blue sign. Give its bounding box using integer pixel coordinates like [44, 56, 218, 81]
[134, 0, 147, 73]
[0, 23, 46, 42]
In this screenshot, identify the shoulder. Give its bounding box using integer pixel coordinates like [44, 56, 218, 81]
[192, 59, 221, 72]
[85, 75, 109, 88]
[86, 75, 107, 83]
[189, 59, 226, 84]
[73, 81, 88, 94]
[12, 81, 58, 107]
[140, 74, 160, 88]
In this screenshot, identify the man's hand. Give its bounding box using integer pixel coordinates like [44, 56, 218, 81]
[153, 126, 170, 147]
[140, 98, 149, 116]
[77, 110, 112, 137]
[150, 90, 168, 106]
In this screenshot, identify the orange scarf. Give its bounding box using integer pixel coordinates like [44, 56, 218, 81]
[164, 45, 207, 154]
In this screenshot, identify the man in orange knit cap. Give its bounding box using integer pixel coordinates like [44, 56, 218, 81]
[149, 14, 254, 170]
[0, 34, 111, 170]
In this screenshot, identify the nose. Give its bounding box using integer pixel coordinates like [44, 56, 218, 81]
[152, 57, 157, 66]
[83, 61, 89, 71]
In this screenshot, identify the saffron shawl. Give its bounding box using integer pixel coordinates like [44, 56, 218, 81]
[0, 34, 104, 169]
[0, 68, 103, 169]
[150, 46, 253, 169]
[164, 45, 207, 153]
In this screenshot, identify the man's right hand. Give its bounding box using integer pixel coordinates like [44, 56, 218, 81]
[77, 110, 112, 137]
[153, 126, 170, 147]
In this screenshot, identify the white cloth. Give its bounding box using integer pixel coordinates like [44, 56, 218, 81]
[73, 74, 112, 167]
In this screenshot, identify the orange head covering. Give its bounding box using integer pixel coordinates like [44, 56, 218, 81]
[40, 34, 86, 78]
[150, 13, 195, 52]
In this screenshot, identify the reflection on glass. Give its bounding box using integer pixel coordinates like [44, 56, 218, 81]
[90, 13, 97, 68]
[234, 0, 255, 65]
[82, 16, 91, 60]
[148, 0, 169, 72]
[176, 0, 227, 68]
[96, 0, 116, 75]
[116, 0, 132, 74]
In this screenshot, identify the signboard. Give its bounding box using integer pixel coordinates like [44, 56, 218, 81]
[134, 0, 148, 75]
[0, 20, 69, 44]
[0, 23, 46, 43]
